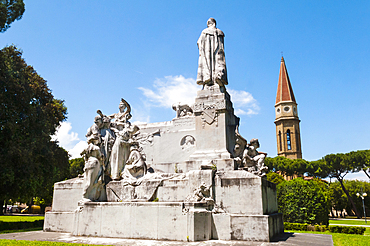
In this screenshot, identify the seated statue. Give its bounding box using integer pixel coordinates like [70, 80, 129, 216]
[242, 138, 268, 176]
[122, 145, 147, 179]
[186, 182, 213, 204]
[172, 103, 193, 118]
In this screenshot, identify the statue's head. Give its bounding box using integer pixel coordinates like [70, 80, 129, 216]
[249, 138, 260, 148]
[207, 18, 216, 27]
[94, 115, 103, 128]
[130, 144, 139, 151]
[119, 101, 126, 111]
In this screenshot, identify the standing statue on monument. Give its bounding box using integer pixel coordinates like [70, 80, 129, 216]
[80, 136, 106, 202]
[109, 99, 139, 180]
[96, 110, 116, 174]
[197, 18, 228, 90]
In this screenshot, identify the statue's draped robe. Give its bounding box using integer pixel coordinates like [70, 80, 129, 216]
[99, 127, 115, 171]
[109, 120, 139, 180]
[197, 26, 228, 87]
[83, 144, 104, 201]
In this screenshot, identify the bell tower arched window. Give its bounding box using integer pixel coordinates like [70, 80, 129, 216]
[286, 129, 291, 150]
[278, 131, 282, 151]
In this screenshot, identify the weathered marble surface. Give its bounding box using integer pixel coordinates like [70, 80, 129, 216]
[197, 18, 228, 89]
[45, 172, 282, 241]
[44, 18, 283, 242]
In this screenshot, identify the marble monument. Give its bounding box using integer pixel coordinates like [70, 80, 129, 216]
[44, 18, 283, 242]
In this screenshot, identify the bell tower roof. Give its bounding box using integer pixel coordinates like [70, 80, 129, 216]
[276, 57, 296, 104]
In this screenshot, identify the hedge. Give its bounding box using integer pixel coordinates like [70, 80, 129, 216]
[0, 220, 44, 231]
[328, 225, 366, 235]
[284, 222, 366, 235]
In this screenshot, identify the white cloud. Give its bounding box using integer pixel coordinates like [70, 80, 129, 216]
[52, 122, 87, 159]
[138, 75, 200, 107]
[68, 140, 88, 159]
[229, 89, 260, 116]
[138, 75, 260, 118]
[344, 172, 370, 182]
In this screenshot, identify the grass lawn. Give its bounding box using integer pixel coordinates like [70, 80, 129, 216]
[329, 219, 370, 236]
[330, 219, 369, 226]
[0, 216, 44, 223]
[0, 240, 104, 246]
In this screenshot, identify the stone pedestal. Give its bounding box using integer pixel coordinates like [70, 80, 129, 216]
[45, 170, 283, 242]
[44, 177, 83, 232]
[190, 87, 238, 169]
[71, 201, 212, 242]
[214, 171, 278, 215]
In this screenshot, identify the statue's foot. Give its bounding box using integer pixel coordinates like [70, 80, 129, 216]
[80, 198, 92, 203]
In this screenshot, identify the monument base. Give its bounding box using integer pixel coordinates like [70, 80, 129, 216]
[44, 170, 284, 242]
[44, 211, 75, 233]
[44, 201, 282, 242]
[71, 201, 212, 242]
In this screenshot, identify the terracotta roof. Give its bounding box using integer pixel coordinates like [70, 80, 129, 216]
[276, 57, 296, 104]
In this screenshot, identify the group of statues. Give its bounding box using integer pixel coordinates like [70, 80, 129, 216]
[81, 99, 147, 201]
[80, 18, 268, 202]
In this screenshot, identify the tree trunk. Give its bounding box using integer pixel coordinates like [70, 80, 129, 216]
[338, 178, 360, 218]
[331, 208, 336, 218]
[363, 169, 370, 180]
[0, 199, 4, 215]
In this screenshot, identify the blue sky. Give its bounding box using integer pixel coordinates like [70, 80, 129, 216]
[1, 1, 369, 180]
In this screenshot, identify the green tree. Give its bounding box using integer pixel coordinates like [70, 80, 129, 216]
[323, 153, 360, 218]
[347, 150, 370, 180]
[266, 172, 285, 185]
[0, 0, 25, 32]
[0, 45, 67, 213]
[277, 178, 330, 225]
[32, 141, 70, 206]
[265, 156, 308, 177]
[342, 180, 370, 218]
[69, 157, 85, 178]
[328, 181, 347, 217]
[306, 159, 330, 178]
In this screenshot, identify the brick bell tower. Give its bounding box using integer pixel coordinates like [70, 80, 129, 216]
[274, 57, 302, 159]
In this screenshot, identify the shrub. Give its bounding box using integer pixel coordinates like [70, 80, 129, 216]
[0, 220, 44, 231]
[284, 222, 366, 235]
[284, 222, 308, 231]
[328, 225, 366, 235]
[278, 178, 329, 225]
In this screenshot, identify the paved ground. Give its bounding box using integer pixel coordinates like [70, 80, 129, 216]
[0, 231, 333, 246]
